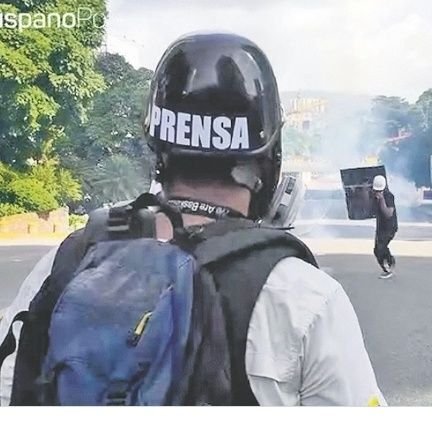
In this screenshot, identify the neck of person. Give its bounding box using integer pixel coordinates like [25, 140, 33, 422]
[156, 182, 251, 240]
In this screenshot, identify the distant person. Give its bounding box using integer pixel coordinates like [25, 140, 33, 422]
[372, 175, 398, 279]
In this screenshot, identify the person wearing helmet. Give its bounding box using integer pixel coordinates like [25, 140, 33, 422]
[372, 175, 398, 279]
[142, 33, 386, 406]
[0, 33, 386, 406]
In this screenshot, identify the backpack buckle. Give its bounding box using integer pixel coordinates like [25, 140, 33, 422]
[107, 206, 132, 234]
[105, 381, 131, 406]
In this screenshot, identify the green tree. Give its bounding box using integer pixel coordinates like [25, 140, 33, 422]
[0, 0, 106, 166]
[30, 159, 82, 205]
[81, 154, 151, 207]
[59, 53, 153, 165]
[369, 96, 414, 138]
[282, 126, 320, 159]
[0, 203, 25, 217]
[0, 162, 19, 185]
[0, 160, 82, 213]
[414, 89, 432, 132]
[370, 92, 432, 188]
[2, 177, 59, 212]
[58, 53, 154, 207]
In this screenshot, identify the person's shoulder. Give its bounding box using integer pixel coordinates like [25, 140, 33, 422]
[266, 256, 341, 296]
[260, 257, 343, 335]
[386, 190, 395, 199]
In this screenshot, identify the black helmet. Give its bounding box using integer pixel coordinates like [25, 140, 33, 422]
[143, 32, 283, 219]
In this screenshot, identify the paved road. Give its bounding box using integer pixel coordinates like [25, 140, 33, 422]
[316, 253, 432, 406]
[0, 246, 53, 310]
[0, 225, 431, 406]
[294, 222, 432, 241]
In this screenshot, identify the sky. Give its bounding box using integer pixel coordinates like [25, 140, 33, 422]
[106, 0, 432, 102]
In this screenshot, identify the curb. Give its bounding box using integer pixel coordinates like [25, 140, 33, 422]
[305, 238, 432, 257]
[0, 233, 69, 246]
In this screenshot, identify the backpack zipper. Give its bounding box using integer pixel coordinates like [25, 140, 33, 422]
[127, 312, 152, 346]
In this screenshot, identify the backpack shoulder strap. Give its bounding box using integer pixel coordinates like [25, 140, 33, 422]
[0, 311, 28, 367]
[175, 218, 317, 268]
[82, 192, 183, 248]
[179, 219, 317, 406]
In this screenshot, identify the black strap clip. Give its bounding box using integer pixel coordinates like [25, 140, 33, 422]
[104, 381, 131, 406]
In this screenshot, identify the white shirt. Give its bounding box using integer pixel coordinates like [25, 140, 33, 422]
[0, 248, 386, 406]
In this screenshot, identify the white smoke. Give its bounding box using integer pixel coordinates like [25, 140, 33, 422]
[290, 93, 423, 237]
[387, 174, 422, 207]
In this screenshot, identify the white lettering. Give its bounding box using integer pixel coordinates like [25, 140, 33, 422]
[148, 105, 251, 151]
[0, 10, 104, 31]
[149, 106, 161, 137]
[92, 12, 105, 28]
[17, 13, 32, 31]
[176, 112, 191, 146]
[47, 13, 62, 28]
[4, 13, 17, 29]
[160, 108, 176, 143]
[212, 117, 231, 150]
[231, 117, 250, 150]
[32, 14, 46, 28]
[77, 7, 92, 23]
[191, 115, 211, 148]
[62, 12, 76, 28]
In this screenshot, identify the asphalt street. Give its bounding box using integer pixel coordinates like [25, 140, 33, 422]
[295, 222, 432, 241]
[0, 224, 431, 406]
[0, 246, 54, 310]
[316, 253, 432, 406]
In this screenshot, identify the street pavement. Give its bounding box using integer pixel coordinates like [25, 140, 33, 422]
[0, 246, 54, 310]
[0, 221, 431, 406]
[316, 252, 432, 406]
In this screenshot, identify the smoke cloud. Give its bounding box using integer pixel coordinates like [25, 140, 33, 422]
[291, 94, 425, 238]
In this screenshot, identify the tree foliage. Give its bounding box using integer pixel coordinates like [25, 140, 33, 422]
[0, 203, 26, 217]
[79, 154, 151, 208]
[282, 126, 320, 159]
[58, 53, 153, 165]
[0, 160, 82, 214]
[58, 53, 154, 208]
[29, 159, 82, 205]
[0, 0, 106, 166]
[414, 89, 432, 132]
[368, 91, 432, 187]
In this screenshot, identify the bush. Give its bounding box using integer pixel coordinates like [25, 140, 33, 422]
[30, 161, 83, 206]
[69, 214, 88, 230]
[8, 178, 59, 213]
[0, 203, 25, 218]
[0, 161, 81, 214]
[56, 168, 83, 204]
[0, 163, 18, 186]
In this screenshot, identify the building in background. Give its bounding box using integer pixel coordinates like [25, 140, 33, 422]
[284, 95, 328, 133]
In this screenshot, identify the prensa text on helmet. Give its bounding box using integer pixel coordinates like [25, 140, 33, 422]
[149, 105, 250, 150]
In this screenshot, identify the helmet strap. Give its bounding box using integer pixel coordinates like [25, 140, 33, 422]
[168, 197, 245, 219]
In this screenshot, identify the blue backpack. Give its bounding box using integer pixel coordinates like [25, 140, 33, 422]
[41, 238, 195, 406]
[0, 193, 318, 406]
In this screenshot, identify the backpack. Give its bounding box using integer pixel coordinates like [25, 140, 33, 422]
[0, 193, 318, 406]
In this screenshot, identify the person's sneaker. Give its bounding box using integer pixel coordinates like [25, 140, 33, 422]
[379, 270, 393, 279]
